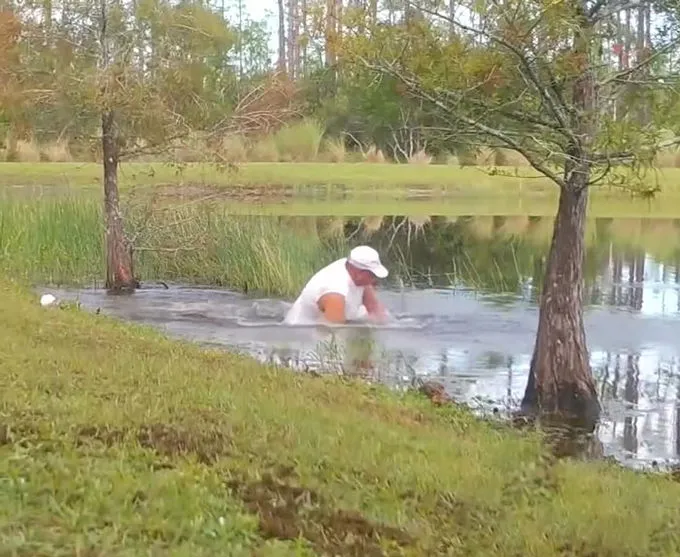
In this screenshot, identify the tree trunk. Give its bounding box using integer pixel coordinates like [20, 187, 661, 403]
[325, 0, 335, 67]
[287, 0, 297, 79]
[102, 110, 136, 293]
[301, 0, 307, 74]
[520, 10, 601, 432]
[277, 0, 287, 75]
[635, 5, 650, 125]
[448, 0, 455, 40]
[521, 179, 601, 432]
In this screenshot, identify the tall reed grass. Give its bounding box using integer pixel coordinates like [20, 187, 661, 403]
[0, 197, 347, 296]
[5, 123, 680, 169]
[272, 118, 324, 162]
[0, 124, 541, 167]
[0, 197, 104, 285]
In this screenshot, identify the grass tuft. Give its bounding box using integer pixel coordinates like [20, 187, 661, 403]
[364, 145, 386, 163]
[321, 137, 347, 163]
[40, 139, 73, 162]
[11, 139, 42, 162]
[407, 149, 432, 165]
[0, 197, 347, 296]
[273, 119, 325, 162]
[217, 135, 249, 163]
[249, 136, 280, 162]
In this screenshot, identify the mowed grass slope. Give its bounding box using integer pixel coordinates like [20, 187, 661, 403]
[1, 161, 548, 190]
[1, 279, 680, 556]
[5, 161, 680, 218]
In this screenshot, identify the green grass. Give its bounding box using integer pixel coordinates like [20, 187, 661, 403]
[2, 278, 680, 555]
[273, 119, 325, 162]
[217, 195, 678, 218]
[0, 197, 347, 296]
[1, 161, 548, 189]
[5, 161, 680, 218]
[0, 160, 676, 191]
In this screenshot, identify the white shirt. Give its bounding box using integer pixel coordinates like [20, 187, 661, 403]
[283, 257, 368, 325]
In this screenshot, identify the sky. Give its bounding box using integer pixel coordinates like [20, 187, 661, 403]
[231, 0, 278, 54]
[246, 0, 273, 20]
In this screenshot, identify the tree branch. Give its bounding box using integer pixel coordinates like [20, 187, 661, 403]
[587, 158, 612, 186]
[134, 246, 199, 253]
[599, 37, 680, 87]
[592, 137, 680, 163]
[395, 72, 569, 152]
[586, 0, 608, 19]
[361, 59, 567, 188]
[417, 70, 569, 146]
[410, 2, 579, 150]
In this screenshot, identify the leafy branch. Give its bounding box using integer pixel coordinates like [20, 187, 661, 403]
[360, 58, 567, 187]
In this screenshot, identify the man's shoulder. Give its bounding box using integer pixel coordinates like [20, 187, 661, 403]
[311, 258, 350, 293]
[313, 257, 347, 278]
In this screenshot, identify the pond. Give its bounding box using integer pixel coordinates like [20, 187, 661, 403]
[42, 214, 680, 470]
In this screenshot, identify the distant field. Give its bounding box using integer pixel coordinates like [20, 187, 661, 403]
[2, 161, 680, 218]
[0, 161, 557, 189]
[217, 196, 674, 219]
[0, 160, 676, 190]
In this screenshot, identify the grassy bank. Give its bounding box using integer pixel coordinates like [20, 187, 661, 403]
[0, 161, 560, 189]
[216, 195, 679, 219]
[2, 278, 680, 555]
[1, 160, 678, 192]
[5, 161, 680, 218]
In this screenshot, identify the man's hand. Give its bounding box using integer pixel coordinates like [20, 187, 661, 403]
[362, 285, 388, 324]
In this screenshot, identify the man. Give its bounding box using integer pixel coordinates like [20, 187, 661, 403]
[283, 245, 390, 326]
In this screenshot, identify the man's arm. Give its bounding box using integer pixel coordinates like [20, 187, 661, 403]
[362, 285, 388, 322]
[317, 292, 346, 324]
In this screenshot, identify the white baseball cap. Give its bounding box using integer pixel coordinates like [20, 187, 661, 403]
[348, 245, 389, 278]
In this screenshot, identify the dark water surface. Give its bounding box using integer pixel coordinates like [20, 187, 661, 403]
[42, 215, 680, 470]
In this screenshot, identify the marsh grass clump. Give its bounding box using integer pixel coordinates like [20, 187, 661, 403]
[5, 139, 41, 162]
[248, 136, 280, 162]
[40, 139, 73, 162]
[0, 197, 104, 285]
[133, 205, 347, 296]
[406, 149, 432, 165]
[0, 196, 347, 296]
[321, 137, 347, 163]
[363, 145, 386, 163]
[273, 119, 325, 162]
[216, 135, 249, 163]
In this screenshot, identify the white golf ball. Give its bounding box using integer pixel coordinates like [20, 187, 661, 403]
[40, 294, 56, 307]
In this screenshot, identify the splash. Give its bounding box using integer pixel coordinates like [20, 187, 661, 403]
[234, 300, 428, 330]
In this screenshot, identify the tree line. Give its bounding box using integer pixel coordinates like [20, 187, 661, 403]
[1, 1, 674, 163]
